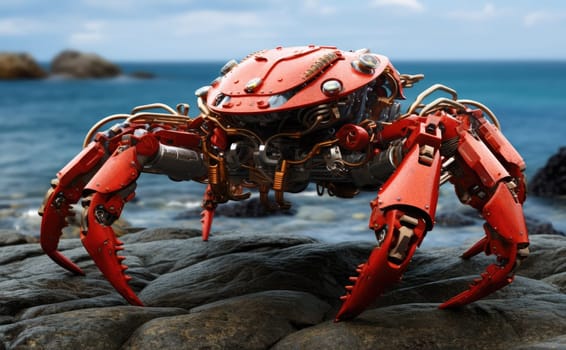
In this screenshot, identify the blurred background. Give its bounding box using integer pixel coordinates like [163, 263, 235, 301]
[1, 0, 565, 247]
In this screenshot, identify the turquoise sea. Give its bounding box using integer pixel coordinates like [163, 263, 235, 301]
[1, 60, 565, 247]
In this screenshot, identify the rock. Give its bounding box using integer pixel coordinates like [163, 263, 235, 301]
[272, 298, 566, 350]
[137, 238, 368, 309]
[1, 306, 186, 349]
[0, 228, 565, 349]
[526, 215, 565, 236]
[530, 146, 566, 197]
[0, 53, 46, 79]
[434, 209, 566, 236]
[50, 50, 121, 78]
[0, 230, 37, 246]
[516, 335, 566, 350]
[123, 291, 330, 350]
[435, 210, 478, 227]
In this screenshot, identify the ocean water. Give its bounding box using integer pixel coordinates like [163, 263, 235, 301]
[1, 60, 565, 248]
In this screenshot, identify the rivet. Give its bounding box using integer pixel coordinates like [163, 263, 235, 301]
[220, 59, 238, 75]
[194, 85, 211, 97]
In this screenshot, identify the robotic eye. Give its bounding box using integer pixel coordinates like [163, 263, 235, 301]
[351, 54, 380, 74]
[321, 79, 343, 96]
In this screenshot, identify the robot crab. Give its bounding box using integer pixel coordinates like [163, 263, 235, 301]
[38, 45, 529, 321]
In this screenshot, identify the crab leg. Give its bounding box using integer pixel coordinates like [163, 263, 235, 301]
[336, 138, 442, 321]
[439, 181, 529, 308]
[80, 140, 158, 306]
[439, 116, 529, 308]
[200, 184, 216, 241]
[39, 142, 106, 275]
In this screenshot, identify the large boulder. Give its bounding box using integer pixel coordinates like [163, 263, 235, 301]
[530, 146, 566, 197]
[0, 228, 565, 349]
[50, 50, 121, 78]
[0, 53, 46, 79]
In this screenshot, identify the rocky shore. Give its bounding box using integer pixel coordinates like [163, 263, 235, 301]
[0, 223, 565, 349]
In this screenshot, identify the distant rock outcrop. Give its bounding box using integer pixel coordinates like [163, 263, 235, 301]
[0, 53, 47, 79]
[50, 50, 121, 78]
[1, 50, 155, 80]
[0, 228, 565, 349]
[530, 147, 566, 197]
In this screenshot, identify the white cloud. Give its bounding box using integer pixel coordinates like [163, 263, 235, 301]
[0, 17, 42, 36]
[524, 10, 566, 27]
[446, 3, 496, 21]
[371, 0, 424, 12]
[80, 0, 153, 12]
[303, 0, 337, 16]
[58, 10, 271, 60]
[68, 21, 106, 46]
[2, 1, 565, 61]
[169, 10, 264, 37]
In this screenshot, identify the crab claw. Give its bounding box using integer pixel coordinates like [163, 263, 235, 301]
[335, 226, 400, 321]
[335, 209, 427, 321]
[39, 142, 107, 276]
[439, 240, 519, 309]
[439, 182, 529, 309]
[81, 191, 143, 306]
[39, 179, 85, 276]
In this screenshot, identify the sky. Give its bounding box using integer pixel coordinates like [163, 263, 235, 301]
[0, 0, 565, 62]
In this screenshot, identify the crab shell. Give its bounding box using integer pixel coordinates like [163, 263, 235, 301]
[206, 45, 405, 115]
